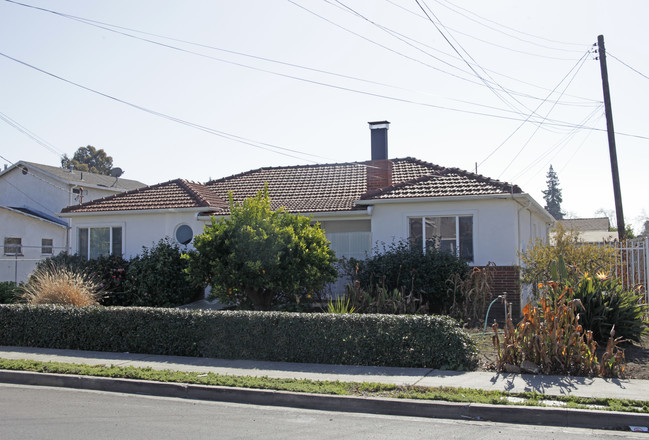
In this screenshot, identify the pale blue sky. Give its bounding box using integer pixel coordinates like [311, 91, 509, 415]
[1, 1, 647, 230]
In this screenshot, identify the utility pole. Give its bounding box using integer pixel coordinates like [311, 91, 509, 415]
[597, 34, 626, 240]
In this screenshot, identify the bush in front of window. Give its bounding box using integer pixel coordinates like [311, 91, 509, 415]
[0, 305, 478, 370]
[125, 238, 202, 307]
[344, 240, 470, 314]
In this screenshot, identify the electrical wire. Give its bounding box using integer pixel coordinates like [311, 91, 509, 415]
[5, 0, 571, 126]
[327, 0, 599, 108]
[478, 51, 591, 168]
[432, 0, 587, 53]
[608, 52, 649, 81]
[415, 0, 542, 121]
[0, 111, 65, 159]
[385, 0, 584, 60]
[497, 52, 591, 179]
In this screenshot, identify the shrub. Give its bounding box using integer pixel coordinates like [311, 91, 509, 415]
[521, 223, 618, 288]
[0, 282, 21, 304]
[35, 253, 131, 306]
[343, 283, 428, 315]
[126, 239, 202, 307]
[447, 263, 495, 326]
[86, 255, 132, 306]
[21, 264, 101, 306]
[492, 296, 626, 378]
[540, 269, 647, 343]
[186, 186, 337, 310]
[0, 305, 478, 370]
[344, 240, 469, 313]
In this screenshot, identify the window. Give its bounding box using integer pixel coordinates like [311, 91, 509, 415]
[175, 224, 193, 245]
[42, 238, 53, 255]
[3, 237, 22, 256]
[78, 227, 122, 259]
[409, 216, 473, 261]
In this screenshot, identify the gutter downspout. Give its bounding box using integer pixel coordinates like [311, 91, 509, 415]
[515, 197, 532, 266]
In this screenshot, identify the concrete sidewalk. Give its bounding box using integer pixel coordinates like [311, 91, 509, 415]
[1, 345, 648, 401]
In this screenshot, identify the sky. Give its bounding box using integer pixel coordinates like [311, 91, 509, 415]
[1, 0, 647, 232]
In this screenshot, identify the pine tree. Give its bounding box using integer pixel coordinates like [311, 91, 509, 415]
[542, 165, 564, 220]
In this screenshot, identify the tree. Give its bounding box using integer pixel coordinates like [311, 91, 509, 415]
[542, 165, 564, 220]
[521, 223, 618, 288]
[61, 146, 114, 175]
[185, 186, 338, 310]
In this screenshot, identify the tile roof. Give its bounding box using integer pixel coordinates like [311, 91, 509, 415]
[61, 158, 522, 215]
[362, 166, 521, 200]
[557, 217, 610, 232]
[61, 179, 228, 213]
[20, 161, 146, 191]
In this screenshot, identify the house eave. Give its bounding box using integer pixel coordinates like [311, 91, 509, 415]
[354, 193, 515, 205]
[59, 207, 215, 218]
[0, 206, 68, 228]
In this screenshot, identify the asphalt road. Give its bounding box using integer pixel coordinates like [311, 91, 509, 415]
[0, 384, 644, 439]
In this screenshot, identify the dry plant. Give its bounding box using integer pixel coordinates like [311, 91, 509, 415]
[22, 264, 102, 306]
[492, 296, 626, 378]
[448, 263, 495, 325]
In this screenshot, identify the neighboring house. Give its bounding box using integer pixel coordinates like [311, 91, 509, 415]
[556, 217, 614, 243]
[60, 122, 555, 314]
[0, 161, 146, 283]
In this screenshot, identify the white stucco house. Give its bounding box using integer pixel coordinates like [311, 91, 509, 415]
[0, 161, 145, 283]
[60, 122, 554, 314]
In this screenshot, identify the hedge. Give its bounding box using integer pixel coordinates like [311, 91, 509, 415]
[0, 305, 477, 370]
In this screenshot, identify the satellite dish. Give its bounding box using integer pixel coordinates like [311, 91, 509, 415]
[109, 167, 123, 178]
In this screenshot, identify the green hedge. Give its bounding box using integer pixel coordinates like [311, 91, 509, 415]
[0, 305, 477, 370]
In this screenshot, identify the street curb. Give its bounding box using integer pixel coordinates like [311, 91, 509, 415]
[1, 369, 648, 430]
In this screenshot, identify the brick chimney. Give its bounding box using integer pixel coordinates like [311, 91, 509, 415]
[367, 121, 392, 192]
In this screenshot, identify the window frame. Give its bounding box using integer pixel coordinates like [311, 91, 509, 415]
[3, 237, 22, 256]
[41, 238, 54, 256]
[76, 224, 124, 260]
[408, 214, 474, 262]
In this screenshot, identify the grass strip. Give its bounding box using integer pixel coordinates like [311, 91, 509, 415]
[0, 358, 647, 413]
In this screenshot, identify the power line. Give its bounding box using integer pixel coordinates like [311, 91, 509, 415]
[497, 52, 590, 179]
[385, 0, 585, 60]
[5, 0, 572, 127]
[0, 111, 65, 159]
[478, 51, 592, 168]
[327, 0, 599, 109]
[432, 0, 587, 53]
[415, 0, 542, 121]
[608, 52, 649, 81]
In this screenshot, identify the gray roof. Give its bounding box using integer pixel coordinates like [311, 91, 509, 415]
[557, 217, 610, 232]
[18, 161, 146, 191]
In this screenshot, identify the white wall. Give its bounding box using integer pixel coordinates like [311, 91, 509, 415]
[0, 209, 67, 283]
[69, 211, 203, 258]
[370, 198, 524, 266]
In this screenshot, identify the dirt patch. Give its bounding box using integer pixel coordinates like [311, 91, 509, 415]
[471, 330, 649, 379]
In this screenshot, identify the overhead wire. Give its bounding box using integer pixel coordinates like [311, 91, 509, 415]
[607, 52, 649, 81]
[497, 53, 591, 179]
[432, 0, 586, 53]
[327, 0, 599, 109]
[478, 51, 592, 168]
[4, 0, 570, 126]
[497, 51, 591, 179]
[513, 104, 604, 183]
[385, 0, 583, 61]
[415, 0, 545, 122]
[0, 111, 65, 159]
